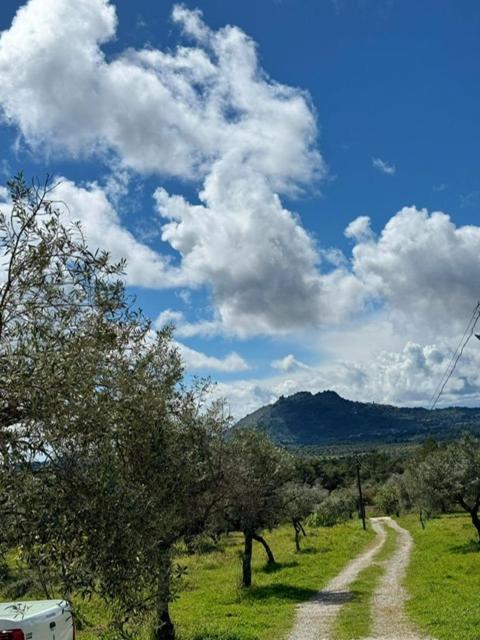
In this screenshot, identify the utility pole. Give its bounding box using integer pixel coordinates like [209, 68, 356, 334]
[355, 454, 366, 531]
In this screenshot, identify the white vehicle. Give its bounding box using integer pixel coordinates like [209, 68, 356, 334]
[0, 600, 74, 640]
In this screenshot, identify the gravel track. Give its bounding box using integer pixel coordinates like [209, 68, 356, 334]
[366, 518, 432, 640]
[287, 517, 434, 640]
[287, 519, 386, 640]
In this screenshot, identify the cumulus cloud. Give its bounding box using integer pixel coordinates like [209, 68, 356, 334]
[0, 0, 333, 335]
[0, 0, 322, 188]
[175, 342, 250, 372]
[349, 207, 480, 337]
[154, 309, 222, 338]
[372, 157, 396, 175]
[127, 200, 480, 341]
[154, 158, 326, 335]
[271, 355, 310, 372]
[345, 215, 374, 242]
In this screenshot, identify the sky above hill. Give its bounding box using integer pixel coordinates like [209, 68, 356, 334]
[1, 0, 480, 417]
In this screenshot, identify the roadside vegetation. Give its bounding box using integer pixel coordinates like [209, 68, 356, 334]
[400, 514, 480, 640]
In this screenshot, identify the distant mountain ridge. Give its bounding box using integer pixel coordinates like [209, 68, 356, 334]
[235, 390, 480, 446]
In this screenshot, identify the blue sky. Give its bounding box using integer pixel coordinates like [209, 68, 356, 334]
[1, 0, 480, 417]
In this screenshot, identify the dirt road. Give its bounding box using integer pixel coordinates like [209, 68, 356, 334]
[287, 517, 432, 640]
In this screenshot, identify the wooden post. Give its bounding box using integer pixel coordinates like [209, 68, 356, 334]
[355, 455, 366, 531]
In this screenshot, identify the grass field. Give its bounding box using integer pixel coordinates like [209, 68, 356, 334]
[399, 513, 480, 640]
[170, 522, 373, 640]
[333, 522, 398, 640]
[0, 521, 372, 640]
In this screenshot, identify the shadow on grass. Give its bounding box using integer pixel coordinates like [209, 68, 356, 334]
[243, 583, 318, 602]
[449, 540, 480, 554]
[296, 546, 324, 555]
[260, 560, 299, 574]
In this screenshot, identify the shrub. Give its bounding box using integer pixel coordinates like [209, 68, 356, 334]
[308, 488, 356, 527]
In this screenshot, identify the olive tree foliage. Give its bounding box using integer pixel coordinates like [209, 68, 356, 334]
[0, 175, 229, 640]
[223, 429, 293, 587]
[374, 477, 401, 516]
[282, 482, 327, 551]
[405, 433, 480, 538]
[0, 175, 131, 440]
[308, 487, 357, 528]
[1, 172, 129, 541]
[397, 467, 439, 529]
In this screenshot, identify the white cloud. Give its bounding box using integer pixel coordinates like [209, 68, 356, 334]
[175, 341, 250, 373]
[154, 158, 326, 336]
[154, 309, 222, 338]
[349, 207, 480, 337]
[271, 354, 310, 372]
[345, 215, 374, 242]
[372, 157, 396, 175]
[0, 0, 333, 335]
[0, 0, 323, 189]
[154, 204, 480, 339]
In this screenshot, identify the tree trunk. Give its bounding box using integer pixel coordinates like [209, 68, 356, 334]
[153, 602, 175, 640]
[252, 532, 276, 564]
[355, 459, 366, 531]
[458, 497, 480, 541]
[470, 509, 480, 541]
[419, 510, 426, 530]
[242, 531, 253, 588]
[153, 555, 175, 640]
[298, 520, 307, 537]
[293, 521, 301, 552]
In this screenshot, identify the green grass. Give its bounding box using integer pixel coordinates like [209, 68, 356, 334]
[399, 513, 480, 640]
[333, 523, 398, 640]
[171, 522, 373, 640]
[0, 522, 372, 640]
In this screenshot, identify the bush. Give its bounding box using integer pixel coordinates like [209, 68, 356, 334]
[375, 480, 400, 516]
[308, 488, 356, 527]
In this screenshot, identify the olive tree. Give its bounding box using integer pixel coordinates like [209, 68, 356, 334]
[408, 433, 480, 539]
[309, 487, 357, 527]
[375, 477, 401, 516]
[1, 173, 130, 577]
[0, 175, 228, 640]
[224, 429, 293, 587]
[282, 482, 326, 551]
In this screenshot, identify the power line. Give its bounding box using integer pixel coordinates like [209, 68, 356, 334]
[429, 301, 480, 411]
[428, 302, 479, 408]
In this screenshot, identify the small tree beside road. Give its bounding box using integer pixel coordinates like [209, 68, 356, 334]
[407, 433, 480, 539]
[224, 429, 293, 587]
[282, 482, 326, 551]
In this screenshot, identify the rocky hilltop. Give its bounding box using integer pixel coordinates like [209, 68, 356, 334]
[235, 390, 480, 446]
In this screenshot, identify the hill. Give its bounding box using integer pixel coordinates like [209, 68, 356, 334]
[235, 390, 480, 447]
